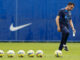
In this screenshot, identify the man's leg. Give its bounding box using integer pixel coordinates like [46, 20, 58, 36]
[63, 32, 69, 45]
[59, 27, 69, 51]
[63, 31, 69, 51]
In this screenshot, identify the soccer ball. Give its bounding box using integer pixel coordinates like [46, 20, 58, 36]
[7, 50, 15, 57]
[18, 50, 25, 57]
[55, 50, 62, 57]
[36, 50, 43, 57]
[0, 50, 4, 57]
[27, 50, 34, 57]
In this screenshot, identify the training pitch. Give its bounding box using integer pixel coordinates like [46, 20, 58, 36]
[0, 42, 80, 60]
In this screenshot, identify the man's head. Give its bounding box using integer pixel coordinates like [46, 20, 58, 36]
[66, 2, 75, 11]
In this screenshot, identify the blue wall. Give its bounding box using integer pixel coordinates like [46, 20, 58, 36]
[0, 0, 80, 42]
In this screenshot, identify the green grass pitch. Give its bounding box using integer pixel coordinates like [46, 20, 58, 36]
[0, 42, 80, 60]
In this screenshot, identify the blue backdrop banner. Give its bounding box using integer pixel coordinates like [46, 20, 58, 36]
[0, 0, 80, 42]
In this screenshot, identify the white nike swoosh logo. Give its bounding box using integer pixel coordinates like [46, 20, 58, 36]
[10, 23, 32, 31]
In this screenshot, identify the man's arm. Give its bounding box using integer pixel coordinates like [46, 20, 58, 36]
[56, 16, 61, 32]
[69, 20, 76, 32]
[56, 10, 63, 32]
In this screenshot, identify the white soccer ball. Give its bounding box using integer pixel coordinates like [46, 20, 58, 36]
[7, 50, 15, 57]
[18, 50, 25, 57]
[55, 50, 62, 57]
[0, 50, 4, 57]
[36, 50, 43, 57]
[27, 50, 34, 57]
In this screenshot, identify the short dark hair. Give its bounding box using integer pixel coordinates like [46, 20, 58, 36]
[68, 2, 75, 6]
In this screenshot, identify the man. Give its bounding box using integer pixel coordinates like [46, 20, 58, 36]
[56, 2, 76, 51]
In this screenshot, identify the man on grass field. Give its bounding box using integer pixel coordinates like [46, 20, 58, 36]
[56, 2, 76, 51]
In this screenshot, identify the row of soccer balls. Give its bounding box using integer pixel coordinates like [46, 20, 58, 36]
[0, 50, 43, 57]
[0, 50, 62, 57]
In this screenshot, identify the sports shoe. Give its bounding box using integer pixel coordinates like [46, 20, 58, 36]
[63, 45, 69, 51]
